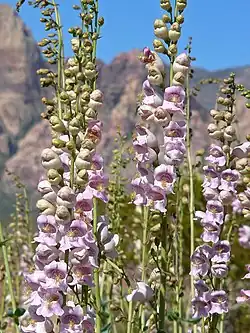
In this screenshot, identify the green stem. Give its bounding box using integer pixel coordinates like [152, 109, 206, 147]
[23, 187, 32, 247]
[186, 66, 196, 333]
[139, 206, 149, 332]
[0, 223, 19, 333]
[53, 0, 65, 119]
[127, 301, 134, 333]
[93, 198, 102, 333]
[159, 213, 167, 331]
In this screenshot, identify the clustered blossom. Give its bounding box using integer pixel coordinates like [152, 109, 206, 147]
[21, 49, 118, 331]
[128, 48, 190, 305]
[190, 116, 243, 317]
[132, 49, 189, 215]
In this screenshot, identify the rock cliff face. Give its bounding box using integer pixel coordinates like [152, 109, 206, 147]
[1, 4, 250, 217]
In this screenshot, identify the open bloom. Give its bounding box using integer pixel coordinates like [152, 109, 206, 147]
[236, 289, 250, 303]
[205, 145, 226, 167]
[126, 282, 154, 303]
[211, 241, 231, 263]
[209, 290, 228, 314]
[192, 296, 211, 318]
[154, 164, 176, 193]
[162, 86, 185, 114]
[239, 225, 250, 249]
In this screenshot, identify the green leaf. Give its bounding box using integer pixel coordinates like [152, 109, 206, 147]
[166, 310, 179, 321]
[101, 323, 111, 333]
[14, 308, 26, 317]
[0, 238, 10, 247]
[181, 317, 201, 324]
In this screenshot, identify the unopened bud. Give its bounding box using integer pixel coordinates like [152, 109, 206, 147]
[69, 118, 81, 136]
[50, 116, 67, 133]
[47, 169, 62, 185]
[154, 19, 169, 40]
[160, 0, 172, 11]
[153, 39, 167, 54]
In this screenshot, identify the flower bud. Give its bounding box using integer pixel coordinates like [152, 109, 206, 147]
[162, 14, 171, 23]
[154, 19, 169, 40]
[75, 169, 89, 186]
[160, 0, 171, 11]
[81, 138, 96, 151]
[147, 67, 164, 86]
[71, 38, 80, 52]
[224, 112, 233, 122]
[222, 145, 230, 153]
[84, 62, 96, 79]
[88, 90, 104, 110]
[36, 199, 56, 215]
[52, 138, 66, 149]
[176, 15, 184, 24]
[235, 158, 248, 171]
[177, 0, 187, 11]
[55, 205, 71, 224]
[47, 169, 62, 185]
[75, 149, 94, 170]
[172, 72, 185, 86]
[169, 23, 181, 42]
[41, 148, 62, 170]
[219, 190, 234, 205]
[209, 130, 223, 140]
[224, 126, 235, 141]
[167, 44, 178, 56]
[153, 39, 167, 54]
[57, 186, 76, 208]
[207, 123, 218, 133]
[69, 118, 81, 136]
[173, 53, 190, 75]
[50, 116, 67, 133]
[85, 108, 97, 121]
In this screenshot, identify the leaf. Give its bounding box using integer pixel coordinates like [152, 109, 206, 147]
[14, 308, 26, 317]
[180, 317, 201, 324]
[0, 238, 10, 247]
[166, 310, 179, 321]
[101, 323, 111, 333]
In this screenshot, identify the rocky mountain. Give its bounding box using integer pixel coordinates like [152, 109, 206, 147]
[1, 3, 250, 217]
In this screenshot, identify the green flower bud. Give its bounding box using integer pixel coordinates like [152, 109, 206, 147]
[162, 14, 171, 23]
[52, 138, 66, 148]
[66, 140, 76, 151]
[217, 97, 225, 105]
[98, 17, 104, 26]
[75, 169, 88, 186]
[81, 139, 96, 150]
[147, 66, 164, 86]
[47, 169, 62, 185]
[84, 62, 96, 79]
[224, 112, 233, 122]
[160, 0, 172, 11]
[172, 72, 185, 86]
[167, 44, 178, 56]
[69, 118, 81, 136]
[41, 148, 62, 170]
[177, 0, 187, 11]
[50, 116, 66, 133]
[55, 205, 71, 224]
[176, 15, 184, 24]
[37, 68, 50, 75]
[154, 19, 169, 40]
[153, 39, 167, 54]
[36, 199, 56, 215]
[169, 23, 181, 41]
[85, 108, 97, 119]
[38, 38, 50, 47]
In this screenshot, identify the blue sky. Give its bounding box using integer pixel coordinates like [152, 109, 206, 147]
[4, 0, 250, 70]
